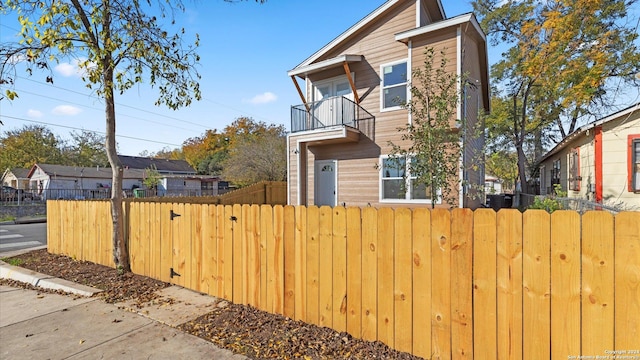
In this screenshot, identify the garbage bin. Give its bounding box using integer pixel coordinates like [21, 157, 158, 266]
[133, 189, 144, 198]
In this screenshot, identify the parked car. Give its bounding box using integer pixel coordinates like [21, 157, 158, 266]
[1, 186, 34, 201]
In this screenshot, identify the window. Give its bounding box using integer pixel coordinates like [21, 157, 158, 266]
[380, 156, 435, 202]
[551, 159, 561, 192]
[539, 165, 546, 195]
[629, 135, 640, 192]
[569, 148, 580, 191]
[381, 61, 408, 110]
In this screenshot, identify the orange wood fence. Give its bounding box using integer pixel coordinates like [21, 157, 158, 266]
[46, 200, 640, 359]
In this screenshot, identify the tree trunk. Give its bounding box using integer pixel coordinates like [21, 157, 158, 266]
[103, 59, 130, 272]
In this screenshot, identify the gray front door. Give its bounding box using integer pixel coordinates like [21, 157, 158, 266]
[315, 160, 337, 207]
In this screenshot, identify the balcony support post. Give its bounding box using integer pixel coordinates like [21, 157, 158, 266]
[343, 62, 360, 104]
[291, 76, 311, 112]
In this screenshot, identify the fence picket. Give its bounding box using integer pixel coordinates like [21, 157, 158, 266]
[497, 209, 523, 360]
[522, 210, 551, 359]
[377, 207, 395, 348]
[283, 205, 296, 319]
[361, 207, 378, 342]
[582, 211, 614, 355]
[472, 209, 496, 359]
[306, 206, 320, 326]
[294, 206, 307, 322]
[412, 208, 432, 359]
[450, 208, 473, 359]
[346, 207, 362, 338]
[394, 207, 413, 354]
[319, 206, 333, 327]
[614, 212, 640, 349]
[551, 210, 581, 358]
[431, 208, 451, 359]
[332, 206, 347, 332]
[260, 205, 272, 312]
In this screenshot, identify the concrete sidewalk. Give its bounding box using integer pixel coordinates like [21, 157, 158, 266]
[0, 262, 249, 359]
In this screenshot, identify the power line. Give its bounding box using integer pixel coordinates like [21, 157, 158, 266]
[12, 76, 211, 130]
[7, 85, 205, 133]
[0, 115, 183, 148]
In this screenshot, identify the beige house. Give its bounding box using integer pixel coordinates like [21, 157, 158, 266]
[287, 0, 489, 209]
[537, 103, 640, 208]
[1, 168, 30, 190]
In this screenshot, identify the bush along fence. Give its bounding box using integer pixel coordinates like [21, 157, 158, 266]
[46, 200, 640, 359]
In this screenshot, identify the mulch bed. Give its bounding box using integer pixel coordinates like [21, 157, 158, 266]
[3, 249, 424, 360]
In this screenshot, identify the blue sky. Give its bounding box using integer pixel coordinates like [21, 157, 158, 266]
[0, 1, 638, 157]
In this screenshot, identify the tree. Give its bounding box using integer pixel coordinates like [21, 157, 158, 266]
[485, 150, 518, 192]
[222, 127, 286, 186]
[64, 130, 109, 167]
[388, 48, 463, 208]
[1, 0, 202, 272]
[0, 124, 65, 170]
[142, 164, 162, 194]
[182, 129, 228, 173]
[473, 0, 640, 192]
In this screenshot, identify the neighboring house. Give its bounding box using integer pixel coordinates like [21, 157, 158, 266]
[485, 175, 503, 195]
[537, 103, 640, 208]
[118, 155, 196, 175]
[1, 168, 30, 190]
[27, 164, 147, 199]
[286, 0, 489, 208]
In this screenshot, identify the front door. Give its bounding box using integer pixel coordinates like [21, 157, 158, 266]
[315, 160, 337, 207]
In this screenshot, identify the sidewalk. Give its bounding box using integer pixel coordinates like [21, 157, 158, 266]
[0, 261, 249, 360]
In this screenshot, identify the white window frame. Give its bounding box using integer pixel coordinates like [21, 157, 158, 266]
[380, 59, 409, 112]
[379, 155, 441, 204]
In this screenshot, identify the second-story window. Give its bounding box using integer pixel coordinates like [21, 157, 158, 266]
[381, 60, 408, 110]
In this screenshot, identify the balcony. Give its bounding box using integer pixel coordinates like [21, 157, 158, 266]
[291, 96, 374, 137]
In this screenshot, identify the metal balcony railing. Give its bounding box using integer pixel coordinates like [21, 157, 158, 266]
[291, 96, 374, 133]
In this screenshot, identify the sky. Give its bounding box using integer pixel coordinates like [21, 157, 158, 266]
[0, 1, 638, 157]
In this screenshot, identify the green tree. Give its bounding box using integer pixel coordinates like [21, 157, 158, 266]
[64, 130, 109, 167]
[222, 126, 286, 186]
[388, 48, 463, 208]
[1, 0, 203, 271]
[0, 124, 65, 170]
[485, 150, 518, 192]
[142, 164, 162, 193]
[473, 0, 640, 192]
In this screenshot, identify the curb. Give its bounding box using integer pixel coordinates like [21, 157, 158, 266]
[0, 260, 102, 297]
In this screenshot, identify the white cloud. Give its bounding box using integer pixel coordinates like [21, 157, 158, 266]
[55, 62, 79, 77]
[52, 105, 82, 116]
[27, 109, 43, 118]
[247, 92, 277, 105]
[54, 58, 96, 77]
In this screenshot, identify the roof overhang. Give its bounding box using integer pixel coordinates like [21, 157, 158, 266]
[395, 13, 485, 43]
[288, 54, 364, 78]
[537, 103, 640, 164]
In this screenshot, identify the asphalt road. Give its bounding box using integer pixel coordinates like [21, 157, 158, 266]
[0, 223, 47, 257]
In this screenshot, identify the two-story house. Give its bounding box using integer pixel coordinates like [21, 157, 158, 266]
[287, 0, 489, 208]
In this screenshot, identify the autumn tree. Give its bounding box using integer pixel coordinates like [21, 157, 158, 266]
[473, 0, 640, 192]
[222, 128, 286, 186]
[1, 0, 203, 271]
[0, 124, 65, 170]
[182, 129, 228, 173]
[388, 48, 464, 208]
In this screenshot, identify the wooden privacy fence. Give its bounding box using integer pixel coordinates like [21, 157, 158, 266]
[47, 201, 640, 359]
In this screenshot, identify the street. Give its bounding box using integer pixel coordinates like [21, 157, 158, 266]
[0, 222, 46, 257]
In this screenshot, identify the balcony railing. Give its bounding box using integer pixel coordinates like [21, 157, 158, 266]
[291, 96, 374, 133]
